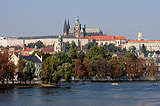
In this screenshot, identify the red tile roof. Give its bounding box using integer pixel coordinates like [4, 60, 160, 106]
[115, 36, 126, 40]
[41, 48, 55, 53]
[128, 40, 160, 43]
[89, 35, 115, 40]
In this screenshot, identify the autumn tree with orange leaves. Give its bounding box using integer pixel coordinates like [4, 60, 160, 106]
[0, 52, 15, 84]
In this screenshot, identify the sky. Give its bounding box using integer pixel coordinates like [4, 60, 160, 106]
[0, 0, 160, 40]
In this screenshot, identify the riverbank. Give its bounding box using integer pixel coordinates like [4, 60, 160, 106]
[0, 84, 41, 89]
[0, 83, 58, 89]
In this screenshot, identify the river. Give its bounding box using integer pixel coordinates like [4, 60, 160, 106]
[0, 82, 160, 106]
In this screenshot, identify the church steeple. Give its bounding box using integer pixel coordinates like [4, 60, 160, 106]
[63, 19, 68, 36]
[68, 19, 70, 29]
[64, 19, 67, 26]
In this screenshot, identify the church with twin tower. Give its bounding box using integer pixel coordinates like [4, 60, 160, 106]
[63, 16, 103, 37]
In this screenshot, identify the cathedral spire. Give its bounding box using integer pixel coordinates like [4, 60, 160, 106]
[64, 19, 67, 25]
[68, 19, 70, 29]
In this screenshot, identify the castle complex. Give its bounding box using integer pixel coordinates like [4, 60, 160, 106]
[63, 16, 103, 37]
[0, 16, 160, 53]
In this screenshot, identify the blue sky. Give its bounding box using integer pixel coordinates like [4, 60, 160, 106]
[0, 0, 160, 40]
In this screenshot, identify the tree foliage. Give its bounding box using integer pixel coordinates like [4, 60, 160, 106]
[17, 56, 26, 83]
[53, 63, 73, 84]
[41, 56, 60, 83]
[0, 52, 15, 84]
[67, 41, 78, 59]
[146, 59, 157, 76]
[23, 61, 36, 83]
[88, 45, 111, 61]
[64, 42, 71, 52]
[27, 40, 45, 49]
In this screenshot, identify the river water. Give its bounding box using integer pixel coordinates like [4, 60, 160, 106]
[0, 82, 160, 106]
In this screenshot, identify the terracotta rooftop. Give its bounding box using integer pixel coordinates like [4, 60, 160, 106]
[128, 40, 160, 43]
[115, 36, 126, 40]
[89, 35, 115, 40]
[41, 48, 55, 53]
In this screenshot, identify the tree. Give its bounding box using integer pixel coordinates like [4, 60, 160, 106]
[0, 52, 15, 84]
[156, 50, 160, 54]
[108, 57, 122, 79]
[77, 51, 86, 62]
[146, 59, 157, 77]
[23, 61, 36, 83]
[118, 56, 127, 76]
[126, 58, 136, 79]
[124, 52, 138, 61]
[17, 56, 26, 84]
[54, 52, 71, 65]
[136, 58, 146, 78]
[74, 59, 85, 79]
[140, 44, 147, 55]
[95, 58, 108, 79]
[67, 41, 78, 59]
[83, 58, 93, 79]
[64, 42, 71, 52]
[27, 40, 45, 49]
[53, 63, 73, 84]
[88, 45, 111, 61]
[41, 56, 60, 83]
[83, 42, 97, 50]
[129, 46, 136, 53]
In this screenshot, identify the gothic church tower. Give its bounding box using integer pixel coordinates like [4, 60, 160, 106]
[63, 19, 70, 36]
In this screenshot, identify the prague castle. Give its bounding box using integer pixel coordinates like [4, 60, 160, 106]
[63, 16, 103, 37]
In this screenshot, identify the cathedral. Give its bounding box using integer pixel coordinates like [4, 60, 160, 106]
[63, 16, 103, 37]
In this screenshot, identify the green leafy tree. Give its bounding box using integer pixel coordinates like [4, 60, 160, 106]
[83, 42, 97, 50]
[64, 42, 71, 52]
[27, 40, 45, 49]
[88, 45, 111, 61]
[118, 56, 127, 76]
[53, 63, 73, 84]
[104, 44, 117, 52]
[54, 52, 71, 65]
[41, 56, 60, 83]
[67, 41, 78, 59]
[23, 61, 36, 83]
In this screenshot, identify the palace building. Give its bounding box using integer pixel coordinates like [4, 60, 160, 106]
[125, 32, 160, 51]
